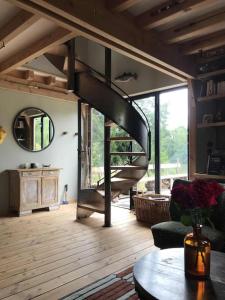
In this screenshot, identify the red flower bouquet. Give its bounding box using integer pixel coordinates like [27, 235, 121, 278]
[171, 179, 224, 226]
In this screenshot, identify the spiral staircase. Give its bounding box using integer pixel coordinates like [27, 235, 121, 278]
[74, 60, 151, 220]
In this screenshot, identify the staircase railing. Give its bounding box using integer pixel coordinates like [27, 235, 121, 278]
[76, 59, 151, 161]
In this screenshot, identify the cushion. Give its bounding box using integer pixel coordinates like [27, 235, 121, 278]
[151, 221, 225, 251]
[212, 191, 225, 234]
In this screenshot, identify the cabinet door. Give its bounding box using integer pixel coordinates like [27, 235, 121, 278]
[41, 177, 58, 206]
[20, 177, 41, 210]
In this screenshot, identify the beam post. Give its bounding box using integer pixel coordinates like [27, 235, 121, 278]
[104, 47, 112, 227]
[77, 99, 82, 202]
[66, 38, 76, 91]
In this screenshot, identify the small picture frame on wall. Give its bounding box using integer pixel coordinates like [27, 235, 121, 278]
[202, 114, 213, 124]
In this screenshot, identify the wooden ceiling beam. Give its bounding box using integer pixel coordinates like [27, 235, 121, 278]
[106, 0, 142, 13]
[23, 70, 35, 80]
[0, 10, 40, 45]
[45, 75, 56, 86]
[182, 30, 225, 55]
[8, 69, 66, 88]
[9, 0, 195, 81]
[0, 28, 77, 74]
[167, 10, 225, 44]
[0, 75, 77, 102]
[136, 0, 215, 30]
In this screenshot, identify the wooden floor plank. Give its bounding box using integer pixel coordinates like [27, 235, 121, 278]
[0, 221, 146, 276]
[0, 204, 155, 300]
[0, 228, 149, 285]
[0, 230, 149, 290]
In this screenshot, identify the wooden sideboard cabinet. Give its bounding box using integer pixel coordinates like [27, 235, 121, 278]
[8, 168, 60, 216]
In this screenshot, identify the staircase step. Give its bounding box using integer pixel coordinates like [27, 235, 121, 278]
[110, 152, 145, 156]
[105, 120, 118, 127]
[110, 165, 146, 170]
[97, 190, 120, 198]
[110, 136, 135, 141]
[77, 203, 104, 214]
[111, 177, 135, 182]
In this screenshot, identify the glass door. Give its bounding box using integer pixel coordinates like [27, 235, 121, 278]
[133, 96, 155, 193]
[160, 88, 188, 194]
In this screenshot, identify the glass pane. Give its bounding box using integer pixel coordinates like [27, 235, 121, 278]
[43, 117, 50, 148]
[34, 117, 42, 151]
[160, 88, 188, 194]
[134, 96, 155, 193]
[91, 108, 104, 187]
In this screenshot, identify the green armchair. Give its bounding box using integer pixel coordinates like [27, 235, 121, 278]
[151, 179, 225, 252]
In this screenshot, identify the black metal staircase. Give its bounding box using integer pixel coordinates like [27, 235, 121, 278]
[74, 59, 151, 220]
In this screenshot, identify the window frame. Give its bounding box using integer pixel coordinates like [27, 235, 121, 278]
[131, 85, 189, 193]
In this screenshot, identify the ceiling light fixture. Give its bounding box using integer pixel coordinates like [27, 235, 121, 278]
[114, 72, 137, 83]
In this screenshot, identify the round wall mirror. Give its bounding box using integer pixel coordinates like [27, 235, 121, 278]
[13, 107, 54, 152]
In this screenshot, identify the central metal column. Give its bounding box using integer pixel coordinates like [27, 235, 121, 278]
[104, 48, 112, 227]
[77, 100, 82, 200]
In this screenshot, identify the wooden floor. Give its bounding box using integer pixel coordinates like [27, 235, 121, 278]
[0, 205, 155, 299]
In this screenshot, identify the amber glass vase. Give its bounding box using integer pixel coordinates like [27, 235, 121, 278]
[184, 224, 211, 279]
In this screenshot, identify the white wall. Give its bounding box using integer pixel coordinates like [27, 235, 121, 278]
[0, 88, 78, 215]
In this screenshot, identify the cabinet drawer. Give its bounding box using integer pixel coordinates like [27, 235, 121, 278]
[42, 170, 59, 176]
[21, 171, 42, 177]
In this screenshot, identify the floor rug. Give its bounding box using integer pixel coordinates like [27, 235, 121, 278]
[112, 196, 130, 210]
[61, 267, 139, 300]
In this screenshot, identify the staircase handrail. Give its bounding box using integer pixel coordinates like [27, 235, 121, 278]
[76, 59, 151, 161]
[76, 59, 151, 136]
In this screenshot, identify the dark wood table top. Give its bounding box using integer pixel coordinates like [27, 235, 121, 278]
[133, 248, 225, 300]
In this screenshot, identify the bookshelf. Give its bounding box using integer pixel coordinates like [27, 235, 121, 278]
[191, 62, 225, 178]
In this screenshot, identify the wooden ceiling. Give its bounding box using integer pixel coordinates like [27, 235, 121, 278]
[106, 0, 225, 56]
[0, 0, 225, 99]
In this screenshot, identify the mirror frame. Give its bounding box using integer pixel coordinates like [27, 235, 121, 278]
[13, 107, 55, 152]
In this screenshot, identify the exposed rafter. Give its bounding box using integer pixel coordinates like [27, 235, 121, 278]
[182, 30, 225, 55]
[0, 28, 77, 74]
[7, 69, 65, 88]
[167, 10, 225, 44]
[23, 70, 34, 81]
[0, 74, 77, 102]
[135, 0, 214, 30]
[0, 10, 40, 45]
[106, 0, 142, 13]
[9, 0, 195, 81]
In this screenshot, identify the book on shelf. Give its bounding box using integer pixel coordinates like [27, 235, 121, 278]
[206, 80, 216, 96]
[203, 80, 225, 97]
[217, 81, 225, 95]
[207, 150, 225, 175]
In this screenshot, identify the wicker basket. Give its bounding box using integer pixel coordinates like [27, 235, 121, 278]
[133, 193, 171, 224]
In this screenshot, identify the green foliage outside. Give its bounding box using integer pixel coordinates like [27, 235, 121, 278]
[91, 96, 187, 186]
[91, 109, 131, 167]
[34, 116, 51, 151]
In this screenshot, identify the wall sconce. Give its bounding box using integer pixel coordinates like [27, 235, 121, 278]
[0, 127, 7, 144]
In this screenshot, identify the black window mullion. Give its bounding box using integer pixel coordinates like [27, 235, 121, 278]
[155, 93, 160, 194]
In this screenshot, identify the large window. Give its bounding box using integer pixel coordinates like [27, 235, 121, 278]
[133, 87, 188, 194]
[91, 108, 104, 186]
[134, 96, 155, 192]
[160, 88, 188, 194]
[90, 87, 188, 194]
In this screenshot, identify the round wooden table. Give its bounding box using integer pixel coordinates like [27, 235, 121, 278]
[133, 248, 225, 300]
